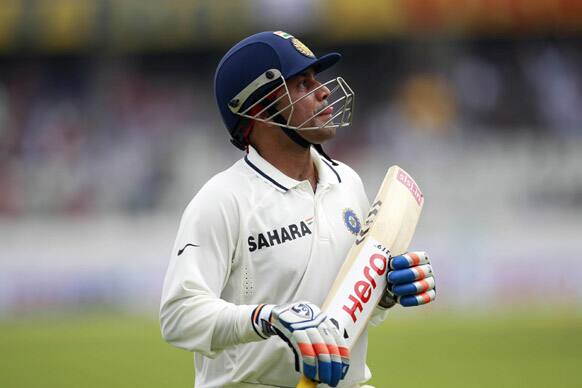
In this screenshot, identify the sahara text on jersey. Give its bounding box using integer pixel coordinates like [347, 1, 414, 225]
[248, 218, 313, 252]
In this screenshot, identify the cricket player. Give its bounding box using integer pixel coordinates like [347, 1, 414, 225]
[160, 31, 436, 387]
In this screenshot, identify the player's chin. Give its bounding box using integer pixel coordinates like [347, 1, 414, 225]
[303, 124, 336, 144]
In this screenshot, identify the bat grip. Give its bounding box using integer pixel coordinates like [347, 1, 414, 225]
[296, 375, 317, 388]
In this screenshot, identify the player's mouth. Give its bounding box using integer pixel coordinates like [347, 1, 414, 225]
[316, 106, 334, 117]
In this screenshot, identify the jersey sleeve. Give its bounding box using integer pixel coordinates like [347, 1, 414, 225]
[159, 178, 261, 357]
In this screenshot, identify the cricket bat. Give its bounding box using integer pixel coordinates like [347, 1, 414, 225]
[297, 165, 424, 388]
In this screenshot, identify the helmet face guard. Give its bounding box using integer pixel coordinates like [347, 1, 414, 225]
[227, 69, 355, 131]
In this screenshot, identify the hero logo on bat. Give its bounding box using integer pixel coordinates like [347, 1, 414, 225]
[342, 252, 388, 323]
[247, 217, 313, 252]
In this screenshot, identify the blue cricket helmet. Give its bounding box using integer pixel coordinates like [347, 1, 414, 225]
[214, 31, 342, 149]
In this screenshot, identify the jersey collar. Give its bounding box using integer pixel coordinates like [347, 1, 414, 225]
[310, 147, 342, 187]
[244, 146, 341, 192]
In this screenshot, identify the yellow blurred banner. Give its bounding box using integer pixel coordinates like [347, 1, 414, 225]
[33, 0, 96, 51]
[0, 0, 253, 53]
[0, 0, 581, 53]
[323, 0, 582, 40]
[0, 0, 22, 52]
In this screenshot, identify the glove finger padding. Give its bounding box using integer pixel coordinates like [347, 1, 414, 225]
[294, 329, 317, 380]
[270, 302, 347, 387]
[392, 275, 436, 296]
[327, 319, 350, 380]
[307, 320, 346, 387]
[306, 327, 332, 384]
[385, 251, 436, 307]
[390, 252, 430, 269]
[399, 289, 436, 306]
[388, 264, 433, 284]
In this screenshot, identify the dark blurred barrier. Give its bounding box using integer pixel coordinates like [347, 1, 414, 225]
[1, 0, 582, 53]
[1, 38, 582, 215]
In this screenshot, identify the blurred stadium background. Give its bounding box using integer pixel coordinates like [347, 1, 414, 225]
[1, 1, 581, 387]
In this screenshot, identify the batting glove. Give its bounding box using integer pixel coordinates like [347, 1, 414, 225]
[380, 251, 436, 308]
[251, 301, 349, 387]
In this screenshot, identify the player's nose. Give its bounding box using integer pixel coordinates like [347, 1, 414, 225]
[314, 82, 330, 101]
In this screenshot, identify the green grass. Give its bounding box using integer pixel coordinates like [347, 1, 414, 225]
[1, 310, 581, 387]
[367, 309, 582, 387]
[0, 313, 193, 388]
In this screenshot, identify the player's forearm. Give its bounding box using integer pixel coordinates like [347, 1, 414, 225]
[211, 304, 264, 350]
[160, 291, 263, 356]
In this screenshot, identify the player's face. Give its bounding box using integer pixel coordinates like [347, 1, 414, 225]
[278, 69, 336, 143]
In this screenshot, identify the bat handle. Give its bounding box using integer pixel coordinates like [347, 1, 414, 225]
[296, 375, 317, 388]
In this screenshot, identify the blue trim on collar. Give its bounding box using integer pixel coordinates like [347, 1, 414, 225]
[244, 156, 289, 192]
[322, 159, 342, 183]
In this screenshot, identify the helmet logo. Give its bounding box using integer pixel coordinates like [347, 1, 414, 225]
[292, 38, 315, 58]
[272, 31, 315, 58]
[273, 30, 293, 39]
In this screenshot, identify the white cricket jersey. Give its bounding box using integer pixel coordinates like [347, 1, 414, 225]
[160, 146, 389, 387]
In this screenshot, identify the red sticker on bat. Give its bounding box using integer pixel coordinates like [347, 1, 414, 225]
[397, 170, 424, 206]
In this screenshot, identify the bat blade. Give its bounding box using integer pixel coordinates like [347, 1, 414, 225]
[297, 165, 424, 388]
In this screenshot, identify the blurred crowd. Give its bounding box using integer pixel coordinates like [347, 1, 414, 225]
[1, 38, 581, 217]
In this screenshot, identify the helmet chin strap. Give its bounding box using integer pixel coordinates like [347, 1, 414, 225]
[271, 111, 339, 166]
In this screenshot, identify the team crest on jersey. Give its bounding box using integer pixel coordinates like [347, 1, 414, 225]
[343, 208, 361, 235]
[248, 217, 313, 252]
[292, 38, 315, 58]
